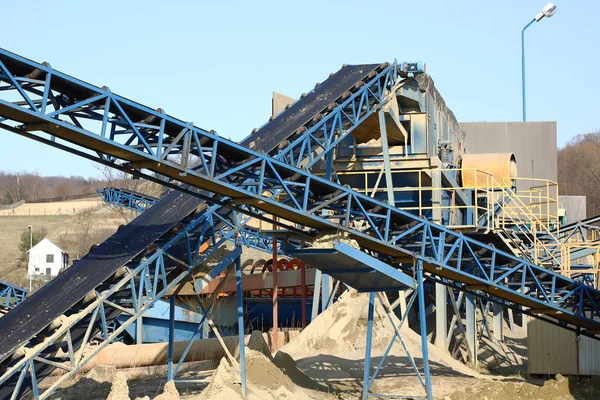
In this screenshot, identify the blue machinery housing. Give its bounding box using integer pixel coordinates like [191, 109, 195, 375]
[0, 47, 599, 400]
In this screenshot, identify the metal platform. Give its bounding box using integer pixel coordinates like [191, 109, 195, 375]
[288, 242, 415, 292]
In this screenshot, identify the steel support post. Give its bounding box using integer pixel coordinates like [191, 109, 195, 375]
[272, 235, 279, 351]
[492, 303, 504, 341]
[465, 294, 477, 366]
[431, 169, 442, 224]
[435, 283, 447, 350]
[417, 261, 433, 400]
[361, 292, 376, 400]
[167, 295, 175, 381]
[378, 110, 395, 207]
[321, 273, 333, 313]
[301, 261, 307, 328]
[235, 255, 247, 397]
[311, 270, 322, 320]
[136, 316, 143, 345]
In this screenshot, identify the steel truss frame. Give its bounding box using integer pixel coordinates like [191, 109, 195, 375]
[0, 281, 27, 312]
[96, 187, 157, 213]
[362, 270, 432, 400]
[0, 205, 246, 399]
[98, 186, 278, 256]
[0, 48, 599, 340]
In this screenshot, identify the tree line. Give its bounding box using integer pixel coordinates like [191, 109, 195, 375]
[0, 171, 115, 205]
[558, 132, 600, 217]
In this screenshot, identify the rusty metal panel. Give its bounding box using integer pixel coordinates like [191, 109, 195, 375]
[461, 153, 516, 188]
[528, 317, 578, 375]
[578, 335, 600, 375]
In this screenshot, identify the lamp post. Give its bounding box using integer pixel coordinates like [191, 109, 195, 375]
[522, 3, 557, 122]
[27, 225, 32, 291]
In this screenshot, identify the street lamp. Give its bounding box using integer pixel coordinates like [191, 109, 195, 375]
[521, 3, 557, 122]
[27, 225, 32, 291]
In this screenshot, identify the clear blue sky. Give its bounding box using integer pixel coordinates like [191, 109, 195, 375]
[0, 0, 597, 177]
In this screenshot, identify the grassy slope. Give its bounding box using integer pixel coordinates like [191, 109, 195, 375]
[0, 211, 125, 287]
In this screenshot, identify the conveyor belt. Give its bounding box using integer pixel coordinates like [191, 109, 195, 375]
[0, 56, 377, 366]
[0, 189, 204, 363]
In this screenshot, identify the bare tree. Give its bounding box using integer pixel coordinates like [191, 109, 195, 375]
[558, 132, 600, 216]
[95, 165, 163, 223]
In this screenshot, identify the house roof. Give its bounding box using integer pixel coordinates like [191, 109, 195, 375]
[26, 238, 67, 254]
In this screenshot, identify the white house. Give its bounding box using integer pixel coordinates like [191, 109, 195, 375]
[27, 238, 68, 278]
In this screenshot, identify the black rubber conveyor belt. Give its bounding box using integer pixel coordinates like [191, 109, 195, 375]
[0, 62, 380, 365]
[0, 190, 206, 363]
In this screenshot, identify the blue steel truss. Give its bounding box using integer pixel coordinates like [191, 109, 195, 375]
[0, 204, 246, 399]
[0, 48, 420, 399]
[0, 47, 599, 341]
[0, 281, 27, 312]
[96, 187, 157, 213]
[98, 186, 278, 255]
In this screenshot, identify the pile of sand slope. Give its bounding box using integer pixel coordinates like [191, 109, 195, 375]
[281, 290, 477, 377]
[197, 331, 337, 400]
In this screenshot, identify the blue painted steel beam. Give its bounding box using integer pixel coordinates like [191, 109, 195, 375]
[0, 281, 28, 311]
[97, 187, 157, 213]
[0, 48, 599, 341]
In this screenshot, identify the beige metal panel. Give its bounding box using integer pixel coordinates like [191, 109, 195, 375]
[528, 318, 578, 375]
[578, 335, 600, 375]
[272, 92, 296, 117]
[460, 121, 557, 192]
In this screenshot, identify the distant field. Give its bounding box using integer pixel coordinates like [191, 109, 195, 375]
[0, 210, 124, 287]
[0, 197, 104, 216]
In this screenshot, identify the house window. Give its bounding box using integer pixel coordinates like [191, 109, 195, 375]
[46, 254, 54, 263]
[35, 267, 39, 272]
[46, 267, 51, 276]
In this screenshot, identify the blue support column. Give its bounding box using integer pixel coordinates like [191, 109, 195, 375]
[492, 303, 504, 341]
[235, 255, 247, 397]
[416, 261, 433, 400]
[167, 295, 175, 381]
[465, 294, 477, 366]
[361, 292, 376, 400]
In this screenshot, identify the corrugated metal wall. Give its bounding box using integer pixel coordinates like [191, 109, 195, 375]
[528, 318, 600, 375]
[528, 318, 578, 375]
[579, 335, 600, 375]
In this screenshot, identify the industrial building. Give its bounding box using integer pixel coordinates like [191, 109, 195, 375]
[0, 45, 598, 400]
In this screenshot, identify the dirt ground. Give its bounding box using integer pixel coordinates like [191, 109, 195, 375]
[0, 197, 104, 216]
[45, 292, 600, 400]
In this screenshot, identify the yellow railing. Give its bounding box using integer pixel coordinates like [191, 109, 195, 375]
[333, 167, 565, 263]
[501, 177, 560, 234]
[334, 167, 498, 230]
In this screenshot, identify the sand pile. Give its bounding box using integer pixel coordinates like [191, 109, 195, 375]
[152, 380, 180, 400]
[311, 232, 360, 250]
[450, 374, 573, 400]
[450, 374, 600, 400]
[106, 372, 130, 400]
[197, 331, 336, 400]
[281, 290, 476, 377]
